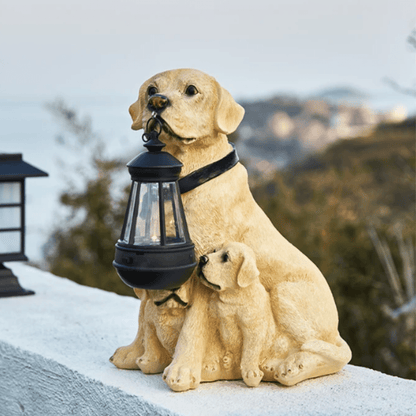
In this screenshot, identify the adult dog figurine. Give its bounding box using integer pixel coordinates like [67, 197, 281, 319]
[110, 68, 351, 391]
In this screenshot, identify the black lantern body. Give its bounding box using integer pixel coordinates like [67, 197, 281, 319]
[0, 153, 48, 297]
[113, 130, 197, 290]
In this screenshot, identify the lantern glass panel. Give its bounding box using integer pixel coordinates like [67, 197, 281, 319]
[163, 182, 186, 245]
[122, 181, 138, 244]
[134, 182, 160, 246]
[0, 182, 21, 204]
[0, 207, 21, 229]
[0, 231, 21, 254]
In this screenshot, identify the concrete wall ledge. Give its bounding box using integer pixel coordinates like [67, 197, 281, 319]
[1, 263, 415, 416]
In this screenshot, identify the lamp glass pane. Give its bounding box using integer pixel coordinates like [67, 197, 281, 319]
[0, 231, 21, 254]
[0, 207, 21, 229]
[122, 181, 138, 244]
[163, 182, 185, 245]
[134, 183, 160, 246]
[0, 182, 21, 204]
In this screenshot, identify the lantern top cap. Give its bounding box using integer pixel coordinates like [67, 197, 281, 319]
[0, 153, 48, 180]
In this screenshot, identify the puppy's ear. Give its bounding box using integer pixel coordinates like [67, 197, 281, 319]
[236, 249, 260, 288]
[214, 83, 245, 135]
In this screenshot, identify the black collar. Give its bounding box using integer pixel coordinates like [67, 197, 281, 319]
[178, 143, 239, 194]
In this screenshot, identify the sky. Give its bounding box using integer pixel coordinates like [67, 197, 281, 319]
[0, 0, 415, 263]
[1, 0, 415, 102]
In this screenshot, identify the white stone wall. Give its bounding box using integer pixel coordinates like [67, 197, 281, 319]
[1, 263, 415, 416]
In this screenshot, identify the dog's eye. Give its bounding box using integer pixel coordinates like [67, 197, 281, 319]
[222, 253, 229, 262]
[147, 86, 158, 96]
[185, 85, 198, 96]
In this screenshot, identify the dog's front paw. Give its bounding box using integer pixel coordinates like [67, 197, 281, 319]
[137, 354, 171, 374]
[163, 362, 201, 392]
[110, 342, 144, 369]
[241, 366, 264, 387]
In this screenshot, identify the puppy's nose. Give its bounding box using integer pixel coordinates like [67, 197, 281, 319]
[148, 94, 169, 112]
[199, 255, 209, 266]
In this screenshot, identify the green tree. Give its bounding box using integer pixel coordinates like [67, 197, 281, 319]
[44, 99, 134, 296]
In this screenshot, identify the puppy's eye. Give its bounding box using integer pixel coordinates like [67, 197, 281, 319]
[147, 86, 158, 96]
[185, 85, 198, 96]
[222, 253, 229, 262]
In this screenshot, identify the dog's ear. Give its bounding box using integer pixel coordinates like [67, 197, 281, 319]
[129, 101, 143, 130]
[214, 83, 245, 135]
[129, 83, 148, 130]
[236, 248, 259, 288]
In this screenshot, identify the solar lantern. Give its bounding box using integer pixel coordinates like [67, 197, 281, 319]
[0, 153, 48, 297]
[113, 117, 197, 290]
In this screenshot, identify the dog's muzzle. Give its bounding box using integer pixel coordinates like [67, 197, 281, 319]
[198, 256, 221, 291]
[147, 94, 169, 113]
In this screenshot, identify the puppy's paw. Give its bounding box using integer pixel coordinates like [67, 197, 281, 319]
[261, 358, 281, 373]
[136, 354, 171, 374]
[110, 343, 143, 369]
[260, 359, 282, 381]
[241, 366, 264, 387]
[163, 362, 201, 392]
[203, 361, 219, 373]
[222, 351, 234, 369]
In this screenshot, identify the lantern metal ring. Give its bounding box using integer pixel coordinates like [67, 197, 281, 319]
[142, 114, 163, 143]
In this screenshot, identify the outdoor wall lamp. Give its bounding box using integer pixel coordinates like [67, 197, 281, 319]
[0, 153, 48, 297]
[113, 117, 197, 290]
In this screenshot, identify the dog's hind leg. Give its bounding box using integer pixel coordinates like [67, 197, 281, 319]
[274, 336, 352, 386]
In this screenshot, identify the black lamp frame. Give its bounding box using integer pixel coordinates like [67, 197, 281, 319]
[0, 178, 28, 263]
[113, 120, 197, 291]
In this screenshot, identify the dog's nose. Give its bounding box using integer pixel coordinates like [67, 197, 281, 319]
[199, 255, 209, 266]
[148, 94, 169, 112]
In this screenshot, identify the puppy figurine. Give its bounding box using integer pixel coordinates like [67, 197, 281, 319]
[111, 68, 352, 391]
[199, 242, 275, 387]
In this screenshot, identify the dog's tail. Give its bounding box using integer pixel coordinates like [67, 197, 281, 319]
[301, 335, 352, 367]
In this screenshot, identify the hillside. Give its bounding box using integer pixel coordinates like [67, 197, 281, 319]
[251, 118, 415, 380]
[236, 91, 409, 173]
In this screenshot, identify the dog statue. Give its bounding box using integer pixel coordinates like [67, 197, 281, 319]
[110, 68, 351, 391]
[199, 242, 276, 387]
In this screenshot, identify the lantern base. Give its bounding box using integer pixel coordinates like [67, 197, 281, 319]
[113, 242, 197, 290]
[0, 263, 35, 298]
[114, 263, 197, 290]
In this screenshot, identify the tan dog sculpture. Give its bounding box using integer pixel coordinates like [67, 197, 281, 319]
[110, 68, 352, 391]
